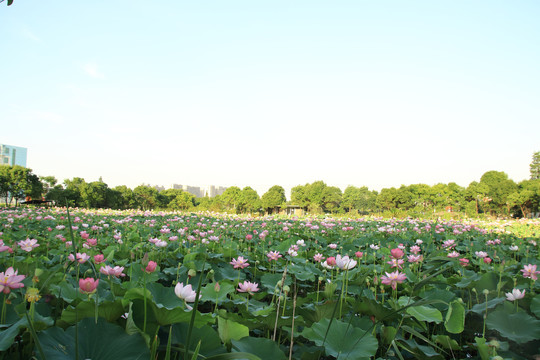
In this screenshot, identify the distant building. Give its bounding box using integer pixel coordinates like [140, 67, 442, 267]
[171, 184, 227, 198]
[0, 144, 27, 167]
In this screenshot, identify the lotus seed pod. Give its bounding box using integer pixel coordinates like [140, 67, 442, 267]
[283, 285, 290, 294]
[188, 269, 196, 278]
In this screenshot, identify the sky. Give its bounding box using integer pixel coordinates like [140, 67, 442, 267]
[1, 1, 539, 198]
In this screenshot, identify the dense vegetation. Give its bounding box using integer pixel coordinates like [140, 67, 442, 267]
[0, 208, 538, 359]
[2, 151, 540, 218]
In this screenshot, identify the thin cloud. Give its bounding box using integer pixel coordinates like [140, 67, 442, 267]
[83, 63, 105, 79]
[21, 26, 41, 42]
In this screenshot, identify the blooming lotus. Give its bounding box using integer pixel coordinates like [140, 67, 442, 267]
[0, 240, 10, 253]
[174, 282, 198, 302]
[387, 258, 405, 269]
[313, 253, 324, 262]
[381, 271, 407, 290]
[335, 255, 357, 270]
[99, 265, 126, 278]
[230, 256, 249, 269]
[267, 251, 282, 261]
[505, 288, 525, 301]
[407, 254, 422, 263]
[79, 278, 99, 294]
[0, 267, 26, 294]
[18, 238, 39, 252]
[521, 264, 539, 280]
[287, 248, 298, 257]
[475, 251, 488, 258]
[237, 281, 259, 295]
[409, 245, 421, 254]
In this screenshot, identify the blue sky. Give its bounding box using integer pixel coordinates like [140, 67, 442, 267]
[1, 1, 539, 197]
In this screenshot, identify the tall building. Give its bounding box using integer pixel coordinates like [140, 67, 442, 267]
[171, 184, 227, 198]
[0, 144, 27, 167]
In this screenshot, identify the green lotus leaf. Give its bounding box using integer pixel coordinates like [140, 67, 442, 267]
[37, 317, 149, 360]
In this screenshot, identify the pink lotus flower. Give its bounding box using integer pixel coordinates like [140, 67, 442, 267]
[267, 251, 282, 261]
[387, 258, 405, 269]
[355, 251, 363, 259]
[0, 240, 10, 253]
[521, 264, 539, 280]
[237, 281, 259, 295]
[230, 256, 249, 269]
[505, 288, 525, 301]
[390, 248, 404, 259]
[18, 238, 39, 252]
[313, 253, 324, 262]
[69, 252, 90, 264]
[447, 251, 460, 258]
[99, 265, 126, 278]
[483, 257, 492, 264]
[381, 271, 407, 290]
[442, 239, 456, 249]
[459, 258, 469, 267]
[145, 261, 157, 273]
[326, 257, 336, 266]
[0, 267, 26, 294]
[94, 254, 105, 264]
[410, 245, 421, 254]
[86, 238, 97, 247]
[79, 278, 99, 294]
[407, 255, 423, 263]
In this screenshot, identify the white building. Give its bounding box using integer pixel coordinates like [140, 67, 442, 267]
[0, 144, 27, 167]
[171, 184, 227, 198]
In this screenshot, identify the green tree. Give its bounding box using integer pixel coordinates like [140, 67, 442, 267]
[479, 171, 517, 216]
[80, 180, 109, 208]
[321, 186, 342, 213]
[0, 165, 36, 206]
[531, 151, 540, 180]
[376, 187, 398, 211]
[221, 186, 241, 212]
[291, 184, 309, 208]
[508, 179, 540, 218]
[238, 187, 261, 214]
[133, 185, 160, 210]
[261, 185, 287, 213]
[111, 185, 136, 209]
[63, 177, 87, 207]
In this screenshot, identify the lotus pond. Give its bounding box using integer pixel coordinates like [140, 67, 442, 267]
[0, 207, 539, 359]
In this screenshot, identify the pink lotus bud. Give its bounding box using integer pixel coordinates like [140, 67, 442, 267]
[145, 261, 157, 273]
[390, 248, 404, 259]
[355, 251, 363, 258]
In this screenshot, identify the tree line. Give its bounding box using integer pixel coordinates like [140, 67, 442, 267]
[1, 151, 539, 218]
